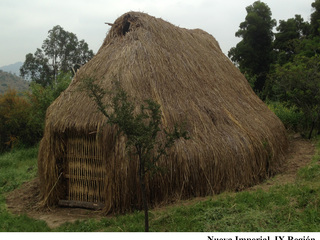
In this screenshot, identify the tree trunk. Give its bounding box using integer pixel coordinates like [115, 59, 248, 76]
[308, 120, 315, 139]
[138, 154, 149, 232]
[140, 178, 149, 232]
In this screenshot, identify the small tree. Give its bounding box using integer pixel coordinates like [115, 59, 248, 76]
[80, 77, 189, 232]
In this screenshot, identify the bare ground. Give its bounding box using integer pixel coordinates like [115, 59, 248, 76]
[5, 137, 316, 229]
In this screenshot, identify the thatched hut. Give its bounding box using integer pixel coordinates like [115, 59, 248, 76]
[38, 12, 288, 213]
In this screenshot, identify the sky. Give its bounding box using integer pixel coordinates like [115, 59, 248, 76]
[0, 0, 315, 67]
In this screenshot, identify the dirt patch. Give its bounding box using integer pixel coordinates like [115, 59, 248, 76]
[249, 137, 315, 191]
[5, 137, 316, 229]
[5, 178, 103, 228]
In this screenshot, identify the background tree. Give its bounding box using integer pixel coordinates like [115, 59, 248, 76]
[273, 15, 310, 64]
[228, 1, 276, 94]
[80, 77, 189, 232]
[20, 25, 94, 87]
[20, 50, 52, 86]
[311, 0, 320, 36]
[271, 55, 320, 138]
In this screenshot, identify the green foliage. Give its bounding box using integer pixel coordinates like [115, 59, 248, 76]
[270, 55, 320, 138]
[267, 102, 305, 132]
[311, 0, 320, 36]
[0, 72, 71, 153]
[1, 26, 85, 152]
[273, 15, 310, 64]
[296, 36, 320, 57]
[20, 25, 94, 87]
[20, 50, 52, 86]
[26, 71, 72, 137]
[228, 1, 276, 93]
[0, 89, 33, 152]
[228, 1, 320, 136]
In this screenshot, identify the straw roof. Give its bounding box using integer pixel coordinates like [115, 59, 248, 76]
[38, 12, 288, 213]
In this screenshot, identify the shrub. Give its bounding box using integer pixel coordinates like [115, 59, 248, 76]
[0, 72, 72, 153]
[267, 101, 305, 132]
[0, 89, 33, 152]
[25, 72, 72, 141]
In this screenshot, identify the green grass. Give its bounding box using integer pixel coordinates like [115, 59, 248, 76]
[1, 139, 320, 232]
[0, 146, 50, 232]
[0, 146, 38, 192]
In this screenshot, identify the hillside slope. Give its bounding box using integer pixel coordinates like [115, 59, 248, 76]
[0, 70, 29, 94]
[0, 62, 23, 76]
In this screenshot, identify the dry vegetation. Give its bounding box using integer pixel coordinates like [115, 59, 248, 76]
[38, 12, 288, 214]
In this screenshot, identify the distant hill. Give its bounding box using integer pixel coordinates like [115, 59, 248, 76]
[0, 62, 23, 76]
[0, 70, 29, 95]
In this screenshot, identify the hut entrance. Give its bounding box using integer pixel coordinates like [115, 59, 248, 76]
[59, 133, 106, 209]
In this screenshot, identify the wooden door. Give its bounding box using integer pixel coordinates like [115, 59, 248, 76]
[63, 134, 106, 208]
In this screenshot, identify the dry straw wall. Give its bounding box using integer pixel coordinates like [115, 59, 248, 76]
[38, 12, 288, 213]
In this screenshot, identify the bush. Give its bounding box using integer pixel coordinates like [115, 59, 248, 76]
[270, 55, 320, 138]
[0, 72, 72, 153]
[0, 89, 33, 152]
[267, 101, 305, 132]
[25, 72, 72, 140]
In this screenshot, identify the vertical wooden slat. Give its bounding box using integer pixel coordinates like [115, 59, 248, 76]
[75, 136, 77, 201]
[90, 136, 94, 202]
[75, 136, 78, 201]
[100, 142, 104, 202]
[89, 136, 92, 202]
[65, 132, 106, 205]
[85, 137, 87, 202]
[88, 136, 90, 202]
[92, 136, 94, 202]
[78, 136, 81, 202]
[70, 134, 73, 201]
[97, 143, 99, 203]
[67, 138, 70, 200]
[95, 137, 98, 202]
[73, 138, 79, 200]
[70, 136, 72, 201]
[92, 136, 95, 202]
[86, 136, 89, 202]
[81, 137, 84, 202]
[94, 137, 97, 202]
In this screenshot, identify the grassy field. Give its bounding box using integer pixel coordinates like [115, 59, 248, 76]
[1, 139, 320, 232]
[0, 146, 50, 231]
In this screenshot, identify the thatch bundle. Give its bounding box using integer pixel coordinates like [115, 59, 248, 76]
[38, 12, 288, 213]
